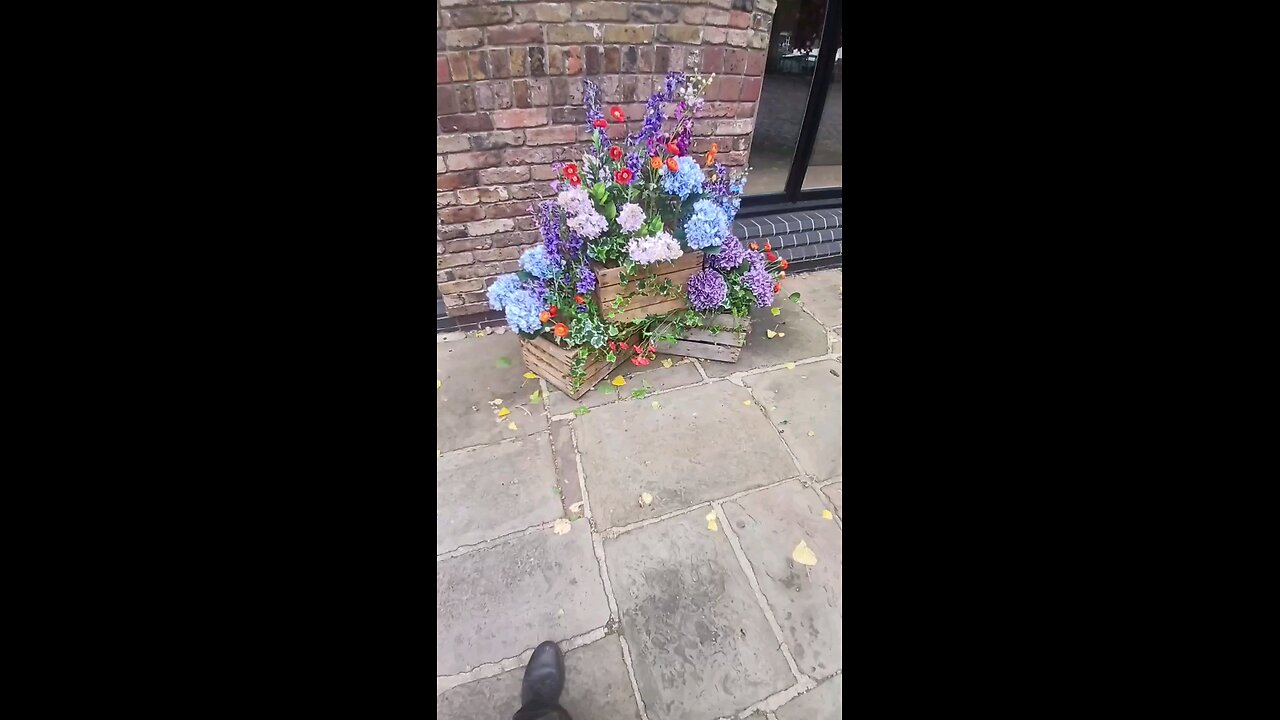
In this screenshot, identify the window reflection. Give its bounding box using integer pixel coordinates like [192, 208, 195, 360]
[800, 33, 841, 190]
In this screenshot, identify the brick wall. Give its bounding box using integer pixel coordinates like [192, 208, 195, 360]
[436, 0, 778, 319]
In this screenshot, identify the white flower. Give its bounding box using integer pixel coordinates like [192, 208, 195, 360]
[617, 203, 646, 233]
[626, 231, 684, 265]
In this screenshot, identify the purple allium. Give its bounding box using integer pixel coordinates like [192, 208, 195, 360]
[575, 268, 597, 293]
[568, 208, 608, 240]
[742, 263, 774, 308]
[708, 234, 748, 271]
[617, 203, 646, 233]
[687, 268, 729, 311]
[684, 199, 729, 250]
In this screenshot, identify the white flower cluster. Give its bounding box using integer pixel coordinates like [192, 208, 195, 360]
[626, 231, 684, 265]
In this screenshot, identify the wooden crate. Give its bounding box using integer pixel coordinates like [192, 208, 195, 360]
[653, 313, 750, 363]
[592, 251, 704, 324]
[521, 332, 640, 400]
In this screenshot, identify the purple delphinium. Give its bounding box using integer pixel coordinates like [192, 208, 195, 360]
[742, 263, 774, 308]
[625, 152, 643, 178]
[675, 126, 691, 156]
[583, 79, 609, 146]
[708, 234, 748, 272]
[536, 201, 562, 262]
[687, 268, 728, 311]
[575, 268, 597, 294]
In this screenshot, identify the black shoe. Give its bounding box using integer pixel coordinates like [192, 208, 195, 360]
[520, 641, 565, 706]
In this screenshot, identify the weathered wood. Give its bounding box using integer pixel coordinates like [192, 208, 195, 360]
[593, 252, 704, 289]
[521, 333, 639, 400]
[653, 315, 750, 364]
[654, 338, 743, 363]
[606, 296, 689, 324]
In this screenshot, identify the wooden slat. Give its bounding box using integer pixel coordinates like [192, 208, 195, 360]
[521, 334, 639, 400]
[593, 251, 704, 289]
[679, 327, 747, 347]
[526, 334, 577, 362]
[655, 339, 742, 363]
[607, 297, 689, 324]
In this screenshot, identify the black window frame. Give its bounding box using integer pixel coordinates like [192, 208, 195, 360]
[740, 0, 843, 214]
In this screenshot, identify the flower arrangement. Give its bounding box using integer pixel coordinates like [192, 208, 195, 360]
[688, 234, 787, 318]
[485, 72, 757, 391]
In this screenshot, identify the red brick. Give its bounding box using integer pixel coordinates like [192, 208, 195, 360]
[467, 51, 490, 80]
[493, 108, 548, 129]
[531, 165, 559, 181]
[437, 56, 451, 84]
[439, 114, 494, 133]
[547, 24, 598, 44]
[701, 47, 725, 74]
[486, 202, 532, 219]
[437, 135, 470, 153]
[727, 29, 750, 47]
[437, 87, 460, 115]
[704, 27, 728, 45]
[736, 102, 756, 119]
[724, 49, 750, 74]
[739, 77, 763, 102]
[437, 170, 479, 191]
[681, 7, 706, 24]
[444, 29, 484, 49]
[447, 53, 469, 81]
[630, 4, 680, 23]
[744, 50, 766, 76]
[713, 77, 741, 102]
[445, 236, 492, 253]
[437, 253, 474, 269]
[439, 206, 485, 224]
[657, 25, 702, 44]
[439, 278, 485, 295]
[706, 9, 731, 26]
[475, 247, 524, 262]
[729, 10, 753, 28]
[514, 3, 572, 23]
[525, 126, 577, 146]
[487, 24, 545, 46]
[566, 47, 582, 75]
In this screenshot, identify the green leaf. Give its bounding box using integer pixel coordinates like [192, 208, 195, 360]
[573, 406, 591, 416]
[771, 307, 781, 316]
[598, 384, 616, 395]
[602, 202, 617, 220]
[789, 292, 802, 303]
[496, 356, 512, 368]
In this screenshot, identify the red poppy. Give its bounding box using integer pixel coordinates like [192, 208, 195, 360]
[767, 251, 777, 262]
[635, 357, 650, 366]
[574, 295, 585, 304]
[563, 163, 578, 177]
[618, 342, 628, 351]
[592, 118, 608, 128]
[666, 142, 680, 156]
[553, 323, 569, 338]
[780, 259, 789, 270]
[609, 106, 625, 122]
[773, 283, 781, 293]
[665, 157, 679, 172]
[763, 242, 772, 251]
[614, 168, 634, 184]
[609, 146, 623, 161]
[548, 305, 558, 317]
[567, 174, 581, 187]
[609, 341, 616, 351]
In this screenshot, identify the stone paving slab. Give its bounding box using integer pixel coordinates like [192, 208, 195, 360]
[786, 269, 842, 329]
[437, 436, 561, 554]
[546, 354, 700, 415]
[722, 481, 843, 679]
[605, 510, 793, 720]
[551, 420, 580, 514]
[437, 518, 609, 676]
[577, 382, 798, 529]
[438, 333, 548, 452]
[744, 360, 842, 480]
[822, 479, 842, 519]
[436, 636, 640, 720]
[775, 674, 842, 719]
[702, 302, 829, 378]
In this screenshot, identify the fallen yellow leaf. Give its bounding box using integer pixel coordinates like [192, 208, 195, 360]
[771, 307, 781, 316]
[611, 375, 627, 386]
[437, 449, 441, 458]
[661, 358, 673, 369]
[767, 329, 777, 338]
[640, 492, 653, 506]
[523, 371, 539, 379]
[508, 421, 518, 430]
[437, 379, 442, 390]
[743, 400, 753, 406]
[792, 540, 818, 566]
[807, 430, 815, 437]
[552, 519, 571, 535]
[822, 509, 834, 520]
[498, 407, 511, 418]
[705, 510, 719, 532]
[651, 400, 661, 409]
[777, 332, 785, 337]
[785, 362, 796, 370]
[530, 389, 541, 403]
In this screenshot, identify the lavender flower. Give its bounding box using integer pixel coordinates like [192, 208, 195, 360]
[687, 268, 728, 311]
[661, 156, 705, 200]
[568, 208, 608, 239]
[617, 203, 646, 233]
[486, 274, 524, 311]
[742, 263, 775, 308]
[708, 234, 748, 271]
[684, 199, 729, 250]
[575, 268, 597, 294]
[627, 231, 684, 265]
[519, 245, 563, 280]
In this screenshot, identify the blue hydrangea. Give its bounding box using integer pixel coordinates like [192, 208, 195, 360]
[503, 288, 544, 334]
[519, 244, 563, 280]
[684, 199, 728, 250]
[661, 156, 705, 200]
[486, 274, 524, 311]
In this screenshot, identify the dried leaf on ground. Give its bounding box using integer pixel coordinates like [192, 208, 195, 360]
[569, 501, 584, 514]
[822, 509, 834, 520]
[507, 421, 518, 430]
[523, 372, 539, 379]
[743, 399, 753, 405]
[497, 407, 511, 418]
[552, 518, 571, 535]
[767, 329, 778, 338]
[705, 510, 719, 532]
[785, 362, 796, 370]
[611, 375, 627, 386]
[661, 358, 673, 368]
[771, 307, 781, 316]
[496, 356, 512, 368]
[792, 540, 818, 565]
[639, 492, 653, 506]
[530, 390, 541, 403]
[807, 430, 815, 437]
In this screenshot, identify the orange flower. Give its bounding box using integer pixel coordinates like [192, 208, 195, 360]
[763, 242, 772, 251]
[780, 259, 789, 270]
[749, 242, 759, 251]
[548, 305, 558, 317]
[553, 323, 569, 338]
[539, 311, 551, 323]
[666, 157, 679, 172]
[705, 142, 719, 165]
[574, 294, 585, 304]
[650, 156, 661, 169]
[666, 142, 680, 156]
